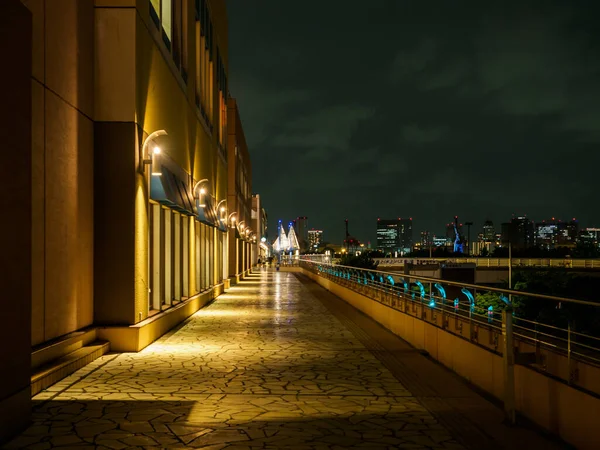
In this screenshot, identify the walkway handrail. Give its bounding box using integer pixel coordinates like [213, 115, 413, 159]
[313, 260, 599, 307]
[372, 256, 600, 269]
[298, 257, 600, 403]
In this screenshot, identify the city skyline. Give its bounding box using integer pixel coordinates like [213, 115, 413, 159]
[227, 0, 600, 247]
[281, 213, 594, 248]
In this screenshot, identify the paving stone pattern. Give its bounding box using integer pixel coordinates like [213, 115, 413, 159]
[6, 271, 466, 449]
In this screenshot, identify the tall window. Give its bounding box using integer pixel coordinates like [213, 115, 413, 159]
[194, 0, 214, 125]
[161, 0, 173, 48]
[164, 209, 173, 306]
[150, 0, 187, 81]
[195, 220, 201, 294]
[195, 1, 201, 106]
[181, 0, 188, 79]
[150, 0, 160, 26]
[182, 216, 189, 298]
[173, 212, 181, 302]
[150, 203, 162, 311]
[173, 0, 182, 67]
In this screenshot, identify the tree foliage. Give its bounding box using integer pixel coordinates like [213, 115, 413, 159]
[338, 252, 379, 270]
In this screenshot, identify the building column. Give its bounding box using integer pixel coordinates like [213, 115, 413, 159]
[0, 1, 32, 442]
[94, 122, 139, 325]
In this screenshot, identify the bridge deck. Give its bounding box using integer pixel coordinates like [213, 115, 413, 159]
[6, 271, 567, 449]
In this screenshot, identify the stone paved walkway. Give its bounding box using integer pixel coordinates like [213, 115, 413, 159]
[6, 271, 500, 449]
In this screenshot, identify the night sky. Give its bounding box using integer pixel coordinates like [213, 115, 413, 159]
[227, 0, 600, 245]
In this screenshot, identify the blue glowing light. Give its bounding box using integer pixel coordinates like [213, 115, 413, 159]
[454, 298, 459, 309]
[415, 281, 425, 299]
[500, 294, 511, 305]
[401, 279, 409, 294]
[461, 288, 475, 312]
[434, 283, 446, 300]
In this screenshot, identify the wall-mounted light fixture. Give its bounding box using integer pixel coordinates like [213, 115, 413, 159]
[238, 221, 246, 234]
[193, 179, 209, 208]
[216, 199, 227, 222]
[141, 130, 167, 176]
[228, 212, 237, 228]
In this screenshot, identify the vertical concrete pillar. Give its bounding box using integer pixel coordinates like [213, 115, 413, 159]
[94, 122, 138, 325]
[0, 0, 32, 442]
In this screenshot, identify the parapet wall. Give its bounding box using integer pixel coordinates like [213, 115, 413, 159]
[300, 268, 600, 450]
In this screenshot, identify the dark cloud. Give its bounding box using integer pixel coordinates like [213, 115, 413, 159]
[227, 0, 600, 244]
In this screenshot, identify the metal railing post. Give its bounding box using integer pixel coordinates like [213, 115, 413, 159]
[502, 306, 516, 425]
[567, 321, 572, 385]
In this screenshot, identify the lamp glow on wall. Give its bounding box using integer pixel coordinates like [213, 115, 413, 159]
[193, 179, 209, 208]
[216, 200, 227, 222]
[228, 212, 237, 228]
[141, 130, 167, 175]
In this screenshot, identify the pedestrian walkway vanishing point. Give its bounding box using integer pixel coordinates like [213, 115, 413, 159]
[5, 271, 567, 449]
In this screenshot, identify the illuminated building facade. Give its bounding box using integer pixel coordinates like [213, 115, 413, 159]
[580, 227, 600, 247]
[1, 0, 237, 440]
[420, 231, 431, 248]
[252, 194, 268, 262]
[535, 218, 579, 249]
[377, 218, 413, 255]
[482, 220, 495, 242]
[308, 229, 324, 251]
[227, 98, 254, 280]
[501, 216, 535, 249]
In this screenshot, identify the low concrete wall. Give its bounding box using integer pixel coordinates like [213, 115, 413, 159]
[98, 283, 225, 352]
[301, 269, 600, 450]
[32, 328, 98, 370]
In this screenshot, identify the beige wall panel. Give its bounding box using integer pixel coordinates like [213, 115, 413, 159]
[95, 7, 136, 121]
[45, 0, 94, 118]
[21, 0, 44, 82]
[31, 80, 45, 346]
[44, 92, 94, 341]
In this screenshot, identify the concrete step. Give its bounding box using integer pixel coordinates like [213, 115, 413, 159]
[31, 340, 110, 396]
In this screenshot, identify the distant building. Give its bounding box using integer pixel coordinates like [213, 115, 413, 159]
[252, 194, 268, 261]
[535, 218, 579, 249]
[482, 220, 495, 242]
[398, 218, 413, 250]
[308, 229, 323, 251]
[376, 218, 413, 255]
[501, 216, 535, 249]
[377, 220, 398, 255]
[295, 216, 308, 252]
[580, 228, 600, 247]
[433, 236, 450, 247]
[420, 231, 431, 248]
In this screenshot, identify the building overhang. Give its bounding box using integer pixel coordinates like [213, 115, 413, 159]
[150, 166, 195, 215]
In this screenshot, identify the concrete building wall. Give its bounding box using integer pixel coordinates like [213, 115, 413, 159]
[0, 1, 32, 442]
[25, 0, 95, 346]
[227, 98, 253, 278]
[94, 0, 229, 325]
